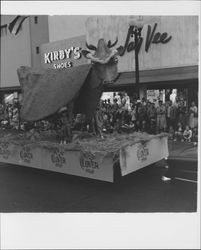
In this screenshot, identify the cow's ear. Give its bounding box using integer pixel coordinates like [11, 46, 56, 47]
[82, 50, 90, 58]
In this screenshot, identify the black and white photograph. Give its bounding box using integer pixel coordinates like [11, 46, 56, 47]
[0, 1, 200, 249]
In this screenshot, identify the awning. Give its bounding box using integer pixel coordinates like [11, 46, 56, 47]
[111, 65, 198, 87]
[0, 86, 21, 93]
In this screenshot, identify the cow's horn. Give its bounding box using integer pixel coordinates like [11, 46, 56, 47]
[108, 37, 118, 48]
[86, 42, 97, 51]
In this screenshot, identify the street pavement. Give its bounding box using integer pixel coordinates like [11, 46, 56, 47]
[168, 140, 198, 160]
[0, 141, 198, 212]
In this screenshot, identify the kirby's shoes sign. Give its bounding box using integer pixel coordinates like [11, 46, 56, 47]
[44, 46, 82, 69]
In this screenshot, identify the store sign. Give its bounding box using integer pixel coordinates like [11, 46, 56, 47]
[41, 35, 87, 70]
[117, 23, 172, 56]
[147, 90, 160, 103]
[147, 90, 158, 97]
[44, 46, 82, 69]
[42, 23, 172, 70]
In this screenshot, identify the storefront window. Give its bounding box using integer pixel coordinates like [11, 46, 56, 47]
[147, 88, 188, 107]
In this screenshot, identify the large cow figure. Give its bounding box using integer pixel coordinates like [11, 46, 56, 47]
[17, 38, 119, 139]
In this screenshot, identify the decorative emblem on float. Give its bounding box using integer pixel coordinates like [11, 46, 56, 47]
[51, 148, 66, 167]
[80, 151, 99, 174]
[137, 143, 149, 162]
[20, 146, 33, 163]
[0, 141, 10, 159]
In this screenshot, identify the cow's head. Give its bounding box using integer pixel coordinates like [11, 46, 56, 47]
[82, 38, 119, 83]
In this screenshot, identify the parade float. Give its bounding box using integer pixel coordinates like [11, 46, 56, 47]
[0, 38, 169, 182]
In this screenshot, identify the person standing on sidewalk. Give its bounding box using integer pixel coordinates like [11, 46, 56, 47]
[130, 103, 137, 125]
[169, 101, 178, 130]
[188, 101, 198, 129]
[147, 102, 156, 131]
[156, 100, 167, 133]
[177, 100, 187, 128]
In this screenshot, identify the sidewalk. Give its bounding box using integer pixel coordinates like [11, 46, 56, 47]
[168, 141, 198, 161]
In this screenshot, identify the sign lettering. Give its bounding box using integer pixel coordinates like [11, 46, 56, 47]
[44, 46, 82, 65]
[80, 152, 99, 174]
[43, 23, 172, 68]
[51, 148, 66, 167]
[118, 23, 172, 56]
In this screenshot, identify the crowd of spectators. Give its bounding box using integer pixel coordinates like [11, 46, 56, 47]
[87, 92, 198, 144]
[0, 98, 21, 130]
[0, 92, 198, 145]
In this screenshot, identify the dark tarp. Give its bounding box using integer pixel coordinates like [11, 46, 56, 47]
[17, 64, 102, 121]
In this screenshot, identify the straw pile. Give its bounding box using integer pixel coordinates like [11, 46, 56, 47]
[0, 129, 168, 154]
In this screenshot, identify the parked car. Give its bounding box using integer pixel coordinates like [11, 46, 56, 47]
[162, 142, 198, 184]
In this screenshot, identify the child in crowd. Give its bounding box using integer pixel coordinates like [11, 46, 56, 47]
[174, 122, 183, 142]
[168, 125, 174, 140]
[183, 125, 192, 142]
[129, 121, 135, 130]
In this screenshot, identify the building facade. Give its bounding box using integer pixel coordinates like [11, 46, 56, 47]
[0, 15, 49, 103]
[89, 16, 198, 107]
[41, 15, 199, 107]
[0, 15, 89, 104]
[1, 15, 199, 107]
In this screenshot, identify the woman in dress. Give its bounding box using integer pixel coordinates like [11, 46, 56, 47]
[156, 100, 167, 133]
[189, 101, 198, 129]
[130, 104, 137, 124]
[177, 100, 187, 128]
